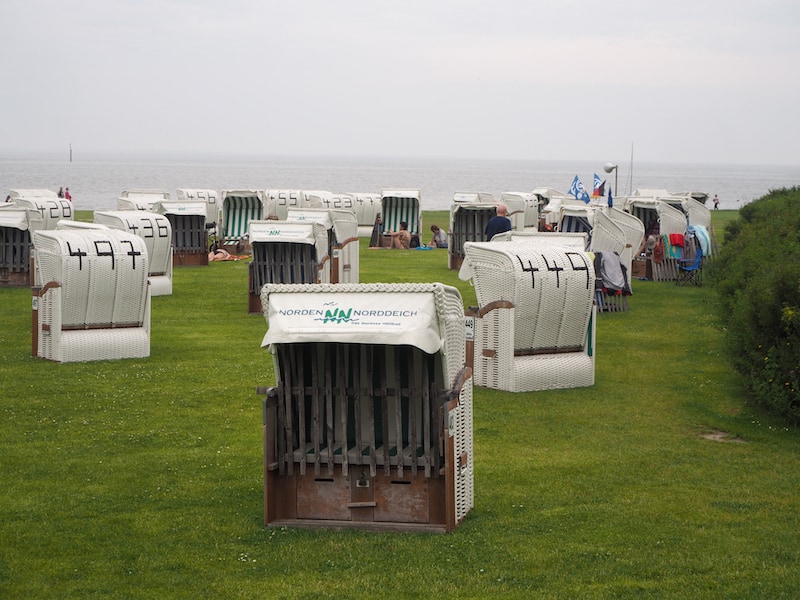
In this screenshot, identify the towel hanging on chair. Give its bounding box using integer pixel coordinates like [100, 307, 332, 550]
[669, 233, 685, 247]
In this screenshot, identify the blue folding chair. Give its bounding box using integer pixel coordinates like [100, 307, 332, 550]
[676, 245, 703, 286]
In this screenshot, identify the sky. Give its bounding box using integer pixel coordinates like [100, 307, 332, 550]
[2, 0, 799, 165]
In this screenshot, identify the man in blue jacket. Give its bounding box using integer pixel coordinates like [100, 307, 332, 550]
[485, 203, 512, 240]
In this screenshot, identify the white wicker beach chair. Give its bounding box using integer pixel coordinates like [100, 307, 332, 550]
[682, 196, 711, 229]
[460, 241, 596, 392]
[501, 191, 539, 229]
[261, 189, 328, 221]
[175, 188, 220, 227]
[93, 210, 174, 294]
[9, 190, 73, 229]
[555, 206, 632, 312]
[117, 190, 170, 211]
[499, 230, 588, 248]
[32, 229, 150, 362]
[348, 192, 382, 238]
[258, 282, 473, 532]
[606, 207, 645, 283]
[286, 208, 359, 285]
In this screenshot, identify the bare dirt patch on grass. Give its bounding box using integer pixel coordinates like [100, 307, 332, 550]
[700, 430, 746, 443]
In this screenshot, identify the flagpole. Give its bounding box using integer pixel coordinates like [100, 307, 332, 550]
[603, 162, 618, 201]
[628, 142, 634, 195]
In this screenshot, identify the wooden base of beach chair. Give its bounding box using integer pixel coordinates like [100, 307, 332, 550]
[172, 250, 208, 267]
[0, 267, 30, 287]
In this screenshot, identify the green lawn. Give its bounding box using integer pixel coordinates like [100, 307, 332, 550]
[3, 210, 799, 599]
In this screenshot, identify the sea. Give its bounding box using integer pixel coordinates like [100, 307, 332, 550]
[2, 153, 799, 212]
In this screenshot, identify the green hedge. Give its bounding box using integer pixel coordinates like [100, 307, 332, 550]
[716, 187, 800, 422]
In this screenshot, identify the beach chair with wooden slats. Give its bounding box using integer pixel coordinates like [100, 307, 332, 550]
[447, 200, 496, 270]
[448, 195, 528, 269]
[247, 220, 330, 313]
[623, 197, 688, 281]
[0, 206, 43, 287]
[460, 241, 596, 392]
[32, 228, 150, 363]
[153, 202, 208, 267]
[258, 282, 473, 532]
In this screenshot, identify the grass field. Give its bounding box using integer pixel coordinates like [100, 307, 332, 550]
[2, 209, 799, 599]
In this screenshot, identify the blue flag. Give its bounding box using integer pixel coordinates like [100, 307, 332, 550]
[569, 175, 590, 203]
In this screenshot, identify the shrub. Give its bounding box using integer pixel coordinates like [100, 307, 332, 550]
[716, 187, 800, 422]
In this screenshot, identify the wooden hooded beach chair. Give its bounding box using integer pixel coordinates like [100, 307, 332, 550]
[257, 282, 474, 532]
[247, 220, 330, 313]
[447, 198, 497, 270]
[447, 194, 527, 269]
[0, 206, 43, 287]
[154, 202, 208, 267]
[623, 197, 688, 282]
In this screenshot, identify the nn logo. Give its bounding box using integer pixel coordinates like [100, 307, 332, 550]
[323, 307, 353, 324]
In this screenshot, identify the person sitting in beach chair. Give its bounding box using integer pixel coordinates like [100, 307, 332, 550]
[387, 220, 411, 249]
